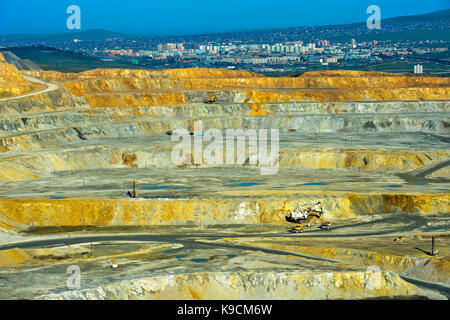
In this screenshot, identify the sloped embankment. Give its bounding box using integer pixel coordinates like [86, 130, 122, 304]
[0, 248, 32, 268]
[218, 238, 450, 286]
[41, 271, 446, 300]
[24, 68, 450, 107]
[0, 193, 447, 230]
[0, 53, 43, 98]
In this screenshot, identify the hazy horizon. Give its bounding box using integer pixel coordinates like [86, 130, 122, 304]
[0, 0, 449, 36]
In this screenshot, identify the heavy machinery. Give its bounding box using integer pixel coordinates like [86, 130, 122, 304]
[289, 225, 304, 233]
[125, 180, 137, 198]
[166, 130, 203, 136]
[430, 235, 439, 256]
[319, 221, 332, 231]
[111, 259, 120, 269]
[284, 201, 325, 234]
[204, 95, 217, 104]
[285, 201, 324, 224]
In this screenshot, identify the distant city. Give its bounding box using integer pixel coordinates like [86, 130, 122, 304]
[0, 9, 449, 75]
[99, 38, 447, 74]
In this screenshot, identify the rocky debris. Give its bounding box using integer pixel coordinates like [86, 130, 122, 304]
[22, 67, 450, 107]
[0, 53, 42, 98]
[0, 193, 447, 230]
[0, 248, 32, 268]
[40, 270, 446, 300]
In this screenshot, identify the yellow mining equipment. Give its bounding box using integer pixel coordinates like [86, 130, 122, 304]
[289, 225, 304, 233]
[430, 235, 439, 256]
[285, 201, 324, 224]
[283, 201, 325, 233]
[111, 258, 120, 269]
[204, 94, 217, 104]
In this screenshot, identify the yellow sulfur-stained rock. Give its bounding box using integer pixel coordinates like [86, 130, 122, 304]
[23, 67, 450, 107]
[0, 53, 43, 98]
[0, 248, 32, 268]
[40, 270, 446, 300]
[0, 192, 447, 230]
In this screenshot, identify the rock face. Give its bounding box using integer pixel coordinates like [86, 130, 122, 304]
[0, 63, 448, 301]
[0, 248, 31, 268]
[0, 88, 88, 115]
[0, 63, 449, 228]
[0, 193, 447, 230]
[24, 68, 450, 107]
[0, 53, 41, 98]
[42, 271, 445, 300]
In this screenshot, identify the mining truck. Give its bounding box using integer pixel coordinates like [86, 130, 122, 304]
[204, 95, 217, 104]
[319, 221, 332, 231]
[289, 225, 305, 233]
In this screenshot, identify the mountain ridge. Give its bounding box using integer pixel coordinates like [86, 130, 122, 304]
[1, 9, 448, 42]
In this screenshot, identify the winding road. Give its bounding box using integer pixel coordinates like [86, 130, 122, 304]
[0, 75, 59, 102]
[0, 214, 448, 298]
[0, 214, 432, 251]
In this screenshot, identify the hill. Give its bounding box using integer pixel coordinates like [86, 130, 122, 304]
[0, 9, 449, 44]
[0, 29, 133, 42]
[0, 46, 141, 73]
[382, 8, 450, 24]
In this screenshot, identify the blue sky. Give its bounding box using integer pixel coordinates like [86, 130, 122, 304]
[0, 0, 449, 35]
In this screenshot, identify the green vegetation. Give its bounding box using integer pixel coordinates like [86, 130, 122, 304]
[382, 8, 450, 24]
[420, 50, 450, 62]
[0, 29, 134, 42]
[284, 57, 450, 78]
[342, 60, 450, 76]
[0, 46, 142, 73]
[332, 29, 450, 43]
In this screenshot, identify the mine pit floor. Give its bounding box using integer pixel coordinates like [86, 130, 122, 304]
[0, 214, 448, 299]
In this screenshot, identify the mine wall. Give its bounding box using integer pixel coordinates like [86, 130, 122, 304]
[0, 65, 448, 234]
[0, 147, 449, 183]
[41, 271, 445, 300]
[0, 193, 447, 230]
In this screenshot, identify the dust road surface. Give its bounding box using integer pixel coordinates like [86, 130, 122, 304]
[0, 76, 59, 101]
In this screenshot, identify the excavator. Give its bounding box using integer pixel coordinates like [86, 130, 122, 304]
[286, 201, 324, 224]
[284, 201, 328, 233]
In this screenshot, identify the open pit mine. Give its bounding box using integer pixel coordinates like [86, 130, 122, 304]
[0, 52, 448, 300]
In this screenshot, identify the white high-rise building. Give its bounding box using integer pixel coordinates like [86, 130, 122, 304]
[414, 64, 423, 74]
[307, 43, 315, 51]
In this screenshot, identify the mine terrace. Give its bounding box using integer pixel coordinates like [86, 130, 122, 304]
[0, 53, 448, 299]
